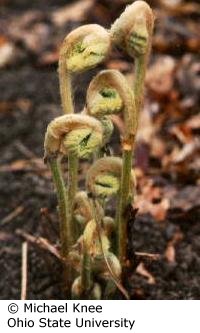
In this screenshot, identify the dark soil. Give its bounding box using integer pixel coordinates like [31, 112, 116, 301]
[0, 0, 199, 300]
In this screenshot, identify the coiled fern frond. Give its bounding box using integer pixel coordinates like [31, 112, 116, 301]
[87, 69, 137, 146]
[44, 114, 103, 159]
[110, 0, 154, 58]
[60, 24, 111, 74]
[86, 156, 135, 198]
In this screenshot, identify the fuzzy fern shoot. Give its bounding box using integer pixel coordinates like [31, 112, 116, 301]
[44, 0, 154, 299]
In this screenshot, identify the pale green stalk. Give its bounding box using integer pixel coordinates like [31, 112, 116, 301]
[58, 50, 74, 114]
[48, 156, 72, 295]
[133, 55, 147, 117]
[81, 245, 92, 299]
[59, 47, 79, 247]
[116, 149, 133, 265]
[67, 153, 79, 242]
[91, 198, 129, 299]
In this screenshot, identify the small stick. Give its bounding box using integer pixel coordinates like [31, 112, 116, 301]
[135, 252, 160, 260]
[16, 229, 62, 261]
[21, 242, 28, 300]
[1, 206, 25, 226]
[15, 140, 36, 159]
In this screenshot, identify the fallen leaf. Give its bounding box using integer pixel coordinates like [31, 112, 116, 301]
[136, 178, 170, 221]
[107, 59, 130, 72]
[52, 0, 94, 26]
[0, 158, 45, 172]
[173, 139, 200, 164]
[165, 230, 183, 263]
[0, 232, 14, 241]
[165, 242, 176, 263]
[136, 262, 156, 284]
[0, 37, 15, 68]
[146, 56, 176, 97]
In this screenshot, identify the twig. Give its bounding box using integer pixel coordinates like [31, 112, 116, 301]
[21, 242, 28, 300]
[135, 252, 161, 260]
[1, 206, 25, 226]
[16, 229, 63, 261]
[15, 140, 36, 159]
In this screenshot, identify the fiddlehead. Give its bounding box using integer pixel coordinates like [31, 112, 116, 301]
[93, 252, 121, 280]
[109, 1, 154, 266]
[74, 191, 93, 226]
[110, 0, 154, 111]
[83, 219, 110, 256]
[44, 114, 103, 290]
[70, 218, 109, 300]
[87, 69, 137, 146]
[86, 157, 134, 298]
[58, 25, 111, 265]
[59, 24, 111, 115]
[62, 24, 110, 73]
[83, 216, 127, 299]
[44, 114, 103, 159]
[71, 276, 101, 300]
[86, 156, 134, 199]
[111, 1, 153, 58]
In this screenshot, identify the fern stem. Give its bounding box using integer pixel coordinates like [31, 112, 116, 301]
[116, 149, 133, 265]
[48, 157, 72, 295]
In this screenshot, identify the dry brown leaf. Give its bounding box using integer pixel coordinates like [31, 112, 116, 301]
[150, 198, 170, 221]
[0, 99, 31, 114]
[185, 114, 200, 131]
[165, 230, 183, 263]
[38, 50, 59, 66]
[137, 106, 154, 143]
[173, 138, 200, 164]
[0, 158, 46, 173]
[136, 178, 170, 221]
[170, 125, 193, 144]
[165, 186, 200, 212]
[52, 0, 94, 26]
[107, 59, 130, 72]
[159, 0, 200, 15]
[165, 242, 176, 263]
[136, 262, 156, 284]
[146, 56, 176, 97]
[0, 232, 14, 241]
[136, 198, 170, 221]
[16, 229, 62, 261]
[0, 36, 15, 68]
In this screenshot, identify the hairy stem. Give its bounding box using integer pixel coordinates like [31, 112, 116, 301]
[67, 153, 79, 243]
[49, 157, 70, 255]
[48, 157, 72, 294]
[58, 53, 73, 115]
[92, 198, 129, 299]
[133, 55, 147, 115]
[81, 245, 92, 299]
[116, 149, 133, 266]
[59, 50, 79, 246]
